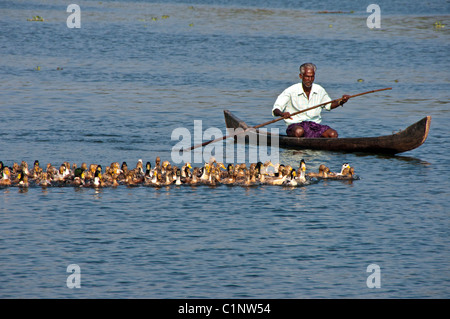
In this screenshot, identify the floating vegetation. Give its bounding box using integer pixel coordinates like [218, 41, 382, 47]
[34, 66, 41, 71]
[138, 15, 169, 23]
[56, 67, 63, 71]
[434, 21, 446, 30]
[317, 10, 354, 14]
[357, 79, 364, 82]
[188, 23, 194, 27]
[27, 15, 45, 22]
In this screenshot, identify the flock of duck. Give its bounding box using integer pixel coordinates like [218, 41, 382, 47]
[0, 157, 358, 189]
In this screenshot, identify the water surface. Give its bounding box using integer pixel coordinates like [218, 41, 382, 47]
[0, 0, 449, 298]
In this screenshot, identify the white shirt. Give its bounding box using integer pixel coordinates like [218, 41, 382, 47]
[272, 83, 332, 125]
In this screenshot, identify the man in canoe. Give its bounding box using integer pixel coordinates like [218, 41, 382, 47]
[272, 63, 350, 138]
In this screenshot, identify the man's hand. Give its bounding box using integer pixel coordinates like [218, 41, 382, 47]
[339, 94, 350, 106]
[273, 109, 293, 119]
[280, 111, 292, 119]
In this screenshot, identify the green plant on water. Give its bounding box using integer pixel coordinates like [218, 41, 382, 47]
[434, 21, 445, 29]
[35, 66, 41, 71]
[188, 23, 194, 27]
[161, 15, 170, 19]
[27, 15, 44, 22]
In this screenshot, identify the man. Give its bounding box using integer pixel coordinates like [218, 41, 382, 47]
[272, 63, 350, 138]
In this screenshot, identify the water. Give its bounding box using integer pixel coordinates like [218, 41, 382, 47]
[0, 0, 449, 298]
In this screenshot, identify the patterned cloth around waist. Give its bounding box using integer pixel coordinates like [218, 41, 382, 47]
[286, 121, 331, 138]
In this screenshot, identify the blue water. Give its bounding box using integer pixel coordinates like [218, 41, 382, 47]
[0, 0, 449, 298]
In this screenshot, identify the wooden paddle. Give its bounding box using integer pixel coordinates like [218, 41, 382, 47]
[184, 87, 392, 151]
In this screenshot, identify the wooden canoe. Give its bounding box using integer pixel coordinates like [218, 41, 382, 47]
[224, 110, 431, 154]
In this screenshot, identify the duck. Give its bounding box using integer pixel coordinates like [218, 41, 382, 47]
[162, 170, 173, 186]
[254, 162, 267, 184]
[249, 165, 258, 184]
[210, 159, 226, 175]
[124, 171, 141, 187]
[232, 164, 248, 184]
[144, 170, 161, 187]
[86, 165, 105, 188]
[221, 169, 236, 185]
[145, 161, 153, 177]
[63, 161, 72, 177]
[155, 156, 161, 170]
[120, 161, 128, 173]
[187, 167, 200, 185]
[221, 163, 234, 179]
[109, 175, 119, 187]
[169, 165, 178, 181]
[133, 159, 144, 177]
[307, 164, 330, 179]
[0, 167, 12, 186]
[92, 170, 104, 188]
[260, 161, 276, 176]
[203, 166, 218, 186]
[273, 163, 285, 177]
[180, 163, 192, 183]
[283, 169, 298, 186]
[37, 172, 52, 187]
[239, 169, 254, 187]
[11, 162, 20, 178]
[199, 163, 210, 181]
[265, 165, 289, 185]
[44, 163, 56, 180]
[71, 163, 78, 175]
[102, 166, 114, 184]
[119, 161, 128, 176]
[85, 164, 97, 180]
[334, 163, 356, 179]
[53, 164, 69, 182]
[74, 163, 87, 179]
[28, 160, 42, 179]
[161, 160, 171, 175]
[174, 169, 183, 185]
[338, 163, 351, 176]
[269, 162, 282, 177]
[181, 162, 192, 177]
[296, 159, 307, 183]
[18, 173, 29, 188]
[72, 171, 85, 187]
[144, 162, 154, 184]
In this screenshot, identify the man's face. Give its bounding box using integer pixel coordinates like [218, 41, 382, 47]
[300, 68, 315, 88]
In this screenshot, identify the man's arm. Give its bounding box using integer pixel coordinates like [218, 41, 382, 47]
[330, 95, 350, 109]
[272, 89, 293, 119]
[273, 108, 292, 119]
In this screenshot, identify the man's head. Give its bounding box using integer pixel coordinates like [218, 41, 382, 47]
[299, 63, 316, 88]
